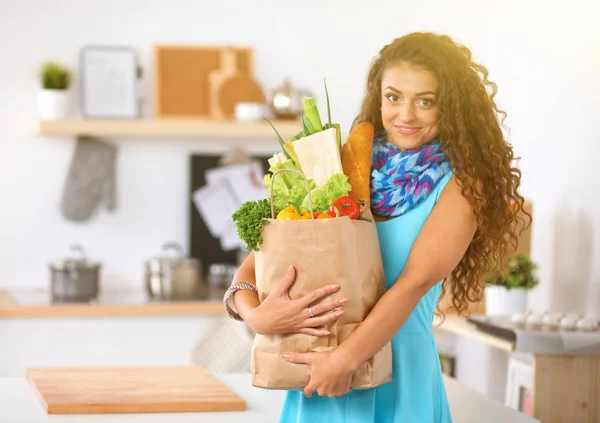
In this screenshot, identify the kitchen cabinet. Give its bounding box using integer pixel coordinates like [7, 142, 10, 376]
[0, 289, 225, 378]
[435, 316, 600, 423]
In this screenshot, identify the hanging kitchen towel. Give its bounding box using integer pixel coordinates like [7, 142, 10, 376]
[60, 136, 117, 222]
[190, 316, 255, 373]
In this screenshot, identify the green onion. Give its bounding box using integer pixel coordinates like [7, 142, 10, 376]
[324, 78, 332, 127]
[263, 117, 290, 159]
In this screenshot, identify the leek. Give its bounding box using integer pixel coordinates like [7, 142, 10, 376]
[283, 139, 300, 166]
[302, 115, 318, 136]
[302, 97, 323, 134]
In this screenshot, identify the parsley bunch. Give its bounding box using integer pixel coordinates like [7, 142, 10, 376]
[232, 199, 281, 252]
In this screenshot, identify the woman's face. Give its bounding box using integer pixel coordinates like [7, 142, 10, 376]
[380, 62, 440, 150]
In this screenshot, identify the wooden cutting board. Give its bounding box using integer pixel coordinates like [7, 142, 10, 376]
[26, 366, 246, 414]
[217, 74, 266, 118]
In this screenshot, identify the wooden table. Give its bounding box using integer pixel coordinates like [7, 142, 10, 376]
[435, 315, 600, 423]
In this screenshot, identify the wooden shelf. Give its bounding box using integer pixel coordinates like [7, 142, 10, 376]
[32, 118, 302, 140]
[433, 315, 515, 352]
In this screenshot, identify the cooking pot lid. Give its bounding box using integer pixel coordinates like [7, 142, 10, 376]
[146, 242, 200, 266]
[50, 259, 101, 271]
[49, 244, 101, 271]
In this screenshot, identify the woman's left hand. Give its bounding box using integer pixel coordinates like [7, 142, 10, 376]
[281, 350, 354, 397]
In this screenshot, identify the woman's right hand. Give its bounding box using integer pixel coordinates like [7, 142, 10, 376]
[247, 266, 347, 337]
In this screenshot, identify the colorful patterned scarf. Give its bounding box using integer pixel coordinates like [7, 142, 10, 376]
[371, 131, 451, 217]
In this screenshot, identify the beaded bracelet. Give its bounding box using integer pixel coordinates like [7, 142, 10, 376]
[223, 281, 258, 321]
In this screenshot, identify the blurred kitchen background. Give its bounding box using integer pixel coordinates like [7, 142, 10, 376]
[0, 0, 599, 420]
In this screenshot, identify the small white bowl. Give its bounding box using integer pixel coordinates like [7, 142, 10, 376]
[234, 102, 268, 121]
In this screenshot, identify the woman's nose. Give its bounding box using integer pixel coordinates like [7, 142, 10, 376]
[398, 103, 417, 122]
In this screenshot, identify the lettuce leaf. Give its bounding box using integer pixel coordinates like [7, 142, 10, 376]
[263, 159, 315, 213]
[301, 173, 352, 213]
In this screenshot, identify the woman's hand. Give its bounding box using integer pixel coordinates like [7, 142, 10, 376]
[246, 266, 347, 336]
[281, 350, 355, 397]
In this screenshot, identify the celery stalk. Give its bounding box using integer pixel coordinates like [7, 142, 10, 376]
[302, 97, 323, 133]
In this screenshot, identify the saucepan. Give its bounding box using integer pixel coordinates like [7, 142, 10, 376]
[144, 242, 204, 300]
[49, 244, 101, 302]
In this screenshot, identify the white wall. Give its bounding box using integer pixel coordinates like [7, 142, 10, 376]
[1, 0, 599, 398]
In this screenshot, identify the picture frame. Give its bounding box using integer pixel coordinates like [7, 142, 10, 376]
[79, 45, 140, 119]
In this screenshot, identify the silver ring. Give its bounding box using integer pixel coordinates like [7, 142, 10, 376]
[308, 307, 314, 318]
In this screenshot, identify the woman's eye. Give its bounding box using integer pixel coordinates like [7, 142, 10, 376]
[418, 98, 435, 107]
[386, 94, 401, 103]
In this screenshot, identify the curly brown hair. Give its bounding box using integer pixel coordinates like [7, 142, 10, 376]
[353, 32, 531, 316]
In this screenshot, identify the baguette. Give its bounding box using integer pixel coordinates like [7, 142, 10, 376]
[342, 122, 375, 205]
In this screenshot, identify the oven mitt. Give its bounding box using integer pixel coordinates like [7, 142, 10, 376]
[60, 136, 117, 222]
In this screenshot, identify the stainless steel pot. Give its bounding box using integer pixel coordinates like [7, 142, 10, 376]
[49, 244, 101, 302]
[144, 242, 204, 300]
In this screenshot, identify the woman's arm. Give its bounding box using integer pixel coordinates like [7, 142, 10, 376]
[229, 251, 260, 322]
[337, 175, 478, 370]
[228, 251, 348, 337]
[337, 175, 478, 369]
[282, 176, 478, 396]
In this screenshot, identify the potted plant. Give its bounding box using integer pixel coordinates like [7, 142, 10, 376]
[484, 253, 539, 316]
[38, 61, 71, 119]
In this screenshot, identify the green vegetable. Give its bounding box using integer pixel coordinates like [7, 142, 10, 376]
[301, 173, 352, 213]
[263, 117, 290, 160]
[263, 159, 315, 215]
[324, 78, 332, 127]
[231, 199, 281, 252]
[302, 97, 323, 136]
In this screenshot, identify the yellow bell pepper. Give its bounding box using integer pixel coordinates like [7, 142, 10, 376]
[276, 206, 311, 220]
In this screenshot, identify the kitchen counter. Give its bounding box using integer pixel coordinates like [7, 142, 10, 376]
[435, 315, 600, 422]
[0, 289, 224, 318]
[0, 372, 538, 423]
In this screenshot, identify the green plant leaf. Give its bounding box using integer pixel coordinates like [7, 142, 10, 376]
[484, 253, 539, 290]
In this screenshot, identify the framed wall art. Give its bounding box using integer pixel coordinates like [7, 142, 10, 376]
[79, 45, 140, 119]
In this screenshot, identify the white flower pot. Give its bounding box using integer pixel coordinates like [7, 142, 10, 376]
[38, 89, 70, 120]
[485, 286, 528, 316]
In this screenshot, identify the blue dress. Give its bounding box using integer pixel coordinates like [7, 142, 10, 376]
[278, 171, 454, 423]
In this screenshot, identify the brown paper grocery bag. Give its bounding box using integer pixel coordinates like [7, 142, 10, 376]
[251, 169, 392, 390]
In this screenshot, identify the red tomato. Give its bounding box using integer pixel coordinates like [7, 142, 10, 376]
[328, 196, 360, 219]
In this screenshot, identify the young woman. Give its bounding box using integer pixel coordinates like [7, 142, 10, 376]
[224, 32, 528, 422]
